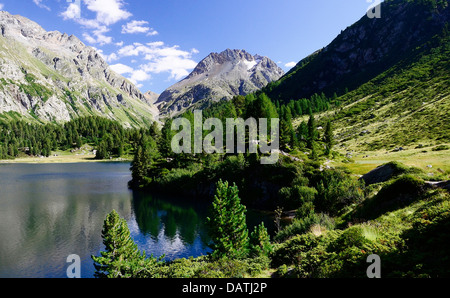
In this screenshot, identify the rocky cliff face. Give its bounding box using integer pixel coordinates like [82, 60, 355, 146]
[157, 49, 284, 117]
[0, 11, 158, 127]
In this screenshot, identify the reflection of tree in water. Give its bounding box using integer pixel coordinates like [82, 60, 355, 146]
[132, 191, 210, 246]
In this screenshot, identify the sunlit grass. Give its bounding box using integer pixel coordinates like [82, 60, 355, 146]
[334, 144, 450, 179]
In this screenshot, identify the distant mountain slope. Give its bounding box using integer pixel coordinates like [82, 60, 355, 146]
[257, 0, 450, 152]
[157, 49, 284, 117]
[265, 0, 450, 102]
[0, 11, 158, 127]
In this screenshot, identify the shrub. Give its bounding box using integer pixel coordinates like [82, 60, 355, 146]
[274, 213, 335, 243]
[432, 144, 450, 151]
[249, 222, 273, 257]
[354, 174, 426, 220]
[314, 169, 365, 215]
[329, 226, 369, 252]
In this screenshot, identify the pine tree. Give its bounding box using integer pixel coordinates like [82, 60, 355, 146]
[95, 140, 109, 160]
[324, 119, 334, 157]
[307, 112, 317, 150]
[207, 180, 249, 259]
[92, 210, 150, 278]
[249, 222, 273, 257]
[159, 118, 174, 158]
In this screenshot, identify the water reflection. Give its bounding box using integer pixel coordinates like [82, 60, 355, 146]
[130, 191, 212, 260]
[0, 163, 134, 278]
[0, 163, 279, 278]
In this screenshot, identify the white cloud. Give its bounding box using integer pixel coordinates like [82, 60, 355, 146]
[82, 33, 97, 44]
[61, 0, 133, 45]
[285, 61, 297, 68]
[83, 0, 132, 26]
[115, 42, 198, 81]
[121, 20, 158, 36]
[61, 3, 81, 20]
[81, 26, 112, 45]
[0, 3, 4, 10]
[93, 47, 119, 63]
[33, 0, 51, 11]
[110, 63, 151, 87]
[129, 69, 151, 84]
[110, 63, 134, 75]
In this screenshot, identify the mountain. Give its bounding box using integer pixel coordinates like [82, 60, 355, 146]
[266, 0, 450, 152]
[0, 11, 158, 127]
[156, 49, 284, 117]
[265, 0, 450, 102]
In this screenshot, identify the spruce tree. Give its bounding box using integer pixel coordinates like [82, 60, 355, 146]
[307, 111, 317, 150]
[92, 210, 150, 278]
[324, 119, 334, 157]
[130, 134, 158, 187]
[207, 180, 249, 259]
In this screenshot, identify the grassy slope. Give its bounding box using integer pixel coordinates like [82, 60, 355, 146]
[273, 177, 450, 277]
[302, 32, 450, 178]
[272, 2, 450, 278]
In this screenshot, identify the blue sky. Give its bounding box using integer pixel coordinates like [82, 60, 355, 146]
[0, 0, 374, 94]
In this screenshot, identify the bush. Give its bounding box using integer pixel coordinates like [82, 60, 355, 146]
[354, 174, 426, 220]
[314, 169, 365, 215]
[274, 213, 335, 243]
[329, 226, 369, 252]
[432, 144, 450, 151]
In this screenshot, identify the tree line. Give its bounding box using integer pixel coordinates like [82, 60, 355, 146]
[129, 91, 335, 190]
[0, 116, 158, 160]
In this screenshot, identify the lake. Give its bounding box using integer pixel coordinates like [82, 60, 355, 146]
[0, 162, 275, 278]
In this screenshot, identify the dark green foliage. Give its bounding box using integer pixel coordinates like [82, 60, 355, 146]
[273, 213, 335, 243]
[354, 174, 426, 220]
[0, 116, 157, 160]
[92, 210, 160, 278]
[206, 180, 249, 259]
[129, 134, 160, 188]
[249, 222, 273, 257]
[324, 119, 333, 156]
[432, 144, 450, 151]
[314, 169, 365, 216]
[307, 112, 317, 150]
[329, 226, 369, 252]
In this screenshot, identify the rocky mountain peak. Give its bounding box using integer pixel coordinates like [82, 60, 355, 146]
[0, 11, 158, 126]
[157, 49, 284, 117]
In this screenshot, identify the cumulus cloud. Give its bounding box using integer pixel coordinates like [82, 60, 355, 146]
[93, 47, 119, 63]
[61, 2, 81, 20]
[285, 61, 297, 68]
[110, 63, 134, 75]
[60, 1, 199, 85]
[61, 0, 132, 45]
[83, 0, 131, 26]
[121, 20, 158, 36]
[110, 63, 151, 88]
[115, 42, 198, 81]
[0, 3, 4, 10]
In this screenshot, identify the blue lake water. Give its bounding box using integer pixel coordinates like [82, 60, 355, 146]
[0, 162, 274, 278]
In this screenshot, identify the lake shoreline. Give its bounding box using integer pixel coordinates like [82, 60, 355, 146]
[0, 154, 132, 164]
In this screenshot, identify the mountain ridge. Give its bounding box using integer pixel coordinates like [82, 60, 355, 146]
[156, 48, 284, 117]
[0, 11, 158, 127]
[265, 0, 450, 102]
